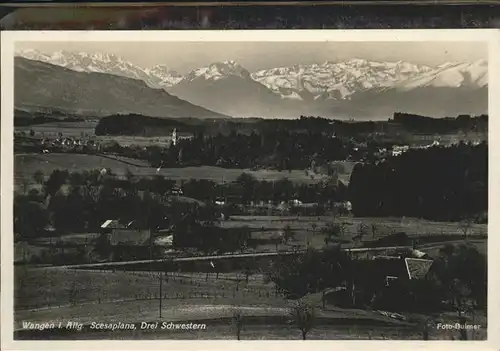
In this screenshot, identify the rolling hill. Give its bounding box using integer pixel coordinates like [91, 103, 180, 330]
[14, 57, 227, 119]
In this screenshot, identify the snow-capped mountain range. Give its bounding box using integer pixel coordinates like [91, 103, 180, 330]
[15, 48, 488, 118]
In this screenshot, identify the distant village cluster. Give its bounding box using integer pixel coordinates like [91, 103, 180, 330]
[39, 137, 102, 153]
[17, 128, 192, 154]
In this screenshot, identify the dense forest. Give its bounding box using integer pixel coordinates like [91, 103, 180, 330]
[391, 112, 488, 134]
[348, 142, 488, 221]
[94, 113, 202, 136]
[166, 130, 350, 169]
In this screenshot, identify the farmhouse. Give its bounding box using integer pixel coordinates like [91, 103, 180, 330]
[391, 145, 409, 156]
[358, 256, 433, 282]
[100, 219, 123, 234]
[108, 228, 154, 261]
[99, 220, 156, 261]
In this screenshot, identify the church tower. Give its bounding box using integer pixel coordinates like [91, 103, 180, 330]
[172, 128, 178, 146]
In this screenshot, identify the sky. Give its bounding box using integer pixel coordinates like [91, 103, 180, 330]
[16, 41, 487, 74]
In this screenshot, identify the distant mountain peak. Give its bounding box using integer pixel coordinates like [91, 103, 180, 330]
[183, 60, 251, 82]
[347, 58, 370, 65]
[15, 48, 158, 85]
[397, 59, 488, 91]
[145, 64, 183, 87]
[147, 64, 182, 76]
[252, 59, 436, 101]
[221, 59, 238, 66]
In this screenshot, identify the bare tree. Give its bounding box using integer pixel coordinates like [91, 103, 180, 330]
[371, 223, 379, 240]
[306, 223, 317, 248]
[357, 223, 368, 240]
[290, 299, 316, 340]
[232, 309, 244, 340]
[282, 224, 294, 244]
[20, 177, 30, 195]
[459, 217, 474, 239]
[33, 170, 45, 185]
[353, 223, 368, 244]
[323, 221, 347, 246]
[311, 223, 317, 234]
[69, 279, 78, 306]
[338, 221, 347, 238]
[422, 318, 434, 340]
[244, 266, 252, 284]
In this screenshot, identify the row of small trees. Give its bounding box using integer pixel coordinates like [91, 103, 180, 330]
[232, 299, 315, 341]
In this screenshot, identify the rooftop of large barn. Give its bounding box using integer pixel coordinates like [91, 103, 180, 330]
[355, 255, 434, 280]
[405, 258, 434, 280]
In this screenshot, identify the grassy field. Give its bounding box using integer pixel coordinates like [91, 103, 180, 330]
[14, 266, 486, 340]
[14, 267, 278, 311]
[16, 121, 97, 138]
[14, 153, 337, 187]
[95, 136, 174, 147]
[225, 215, 487, 235]
[13, 267, 437, 340]
[14, 214, 487, 264]
[17, 122, 173, 147]
[219, 215, 487, 255]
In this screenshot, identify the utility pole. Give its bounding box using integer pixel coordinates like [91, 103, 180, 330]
[159, 270, 163, 319]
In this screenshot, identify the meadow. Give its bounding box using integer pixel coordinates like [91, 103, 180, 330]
[14, 153, 338, 187]
[220, 215, 487, 255]
[14, 267, 419, 338]
[16, 121, 97, 138]
[14, 267, 278, 311]
[16, 122, 174, 147]
[14, 266, 486, 340]
[225, 215, 487, 239]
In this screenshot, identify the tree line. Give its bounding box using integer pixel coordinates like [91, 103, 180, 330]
[94, 113, 202, 136]
[14, 168, 348, 240]
[15, 169, 213, 240]
[95, 113, 488, 139]
[391, 113, 488, 134]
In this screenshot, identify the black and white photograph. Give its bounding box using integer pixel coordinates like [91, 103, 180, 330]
[1, 30, 496, 346]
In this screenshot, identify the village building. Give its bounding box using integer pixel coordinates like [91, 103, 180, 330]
[99, 219, 155, 261]
[392, 145, 410, 156]
[323, 250, 434, 309]
[108, 228, 153, 261]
